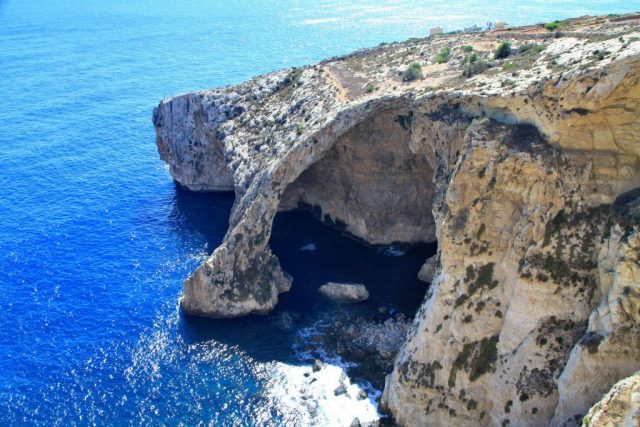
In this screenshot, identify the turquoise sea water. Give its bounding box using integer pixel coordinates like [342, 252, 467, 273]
[1, 0, 638, 425]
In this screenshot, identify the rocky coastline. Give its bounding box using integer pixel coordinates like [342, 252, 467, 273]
[154, 13, 640, 426]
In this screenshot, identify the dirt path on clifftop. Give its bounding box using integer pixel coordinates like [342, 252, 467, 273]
[322, 67, 351, 103]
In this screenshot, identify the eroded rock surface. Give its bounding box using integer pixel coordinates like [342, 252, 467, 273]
[153, 13, 640, 426]
[582, 371, 640, 427]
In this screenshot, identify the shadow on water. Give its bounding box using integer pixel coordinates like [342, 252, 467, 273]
[167, 184, 235, 249]
[170, 187, 437, 364]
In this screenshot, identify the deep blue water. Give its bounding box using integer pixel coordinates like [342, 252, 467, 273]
[1, 0, 638, 425]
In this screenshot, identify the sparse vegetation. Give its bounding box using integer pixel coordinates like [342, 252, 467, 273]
[462, 45, 474, 53]
[296, 123, 305, 135]
[448, 335, 499, 387]
[544, 209, 566, 244]
[519, 43, 546, 54]
[365, 82, 377, 93]
[464, 52, 478, 64]
[403, 61, 423, 81]
[580, 331, 604, 354]
[282, 68, 303, 87]
[494, 42, 512, 59]
[502, 62, 517, 71]
[435, 47, 452, 64]
[462, 60, 490, 78]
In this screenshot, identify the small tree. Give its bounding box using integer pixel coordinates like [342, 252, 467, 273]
[494, 42, 512, 59]
[403, 61, 423, 81]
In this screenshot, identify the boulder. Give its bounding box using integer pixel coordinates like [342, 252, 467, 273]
[334, 383, 347, 396]
[417, 254, 437, 282]
[318, 282, 369, 303]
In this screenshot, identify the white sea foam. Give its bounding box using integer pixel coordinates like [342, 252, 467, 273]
[267, 361, 381, 426]
[381, 245, 405, 257]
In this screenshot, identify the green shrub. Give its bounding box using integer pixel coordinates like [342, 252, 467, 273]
[435, 47, 452, 63]
[502, 62, 517, 71]
[365, 82, 377, 93]
[494, 42, 512, 59]
[462, 60, 490, 78]
[403, 61, 423, 81]
[462, 45, 474, 52]
[296, 123, 305, 135]
[282, 68, 303, 86]
[544, 21, 561, 31]
[464, 52, 478, 64]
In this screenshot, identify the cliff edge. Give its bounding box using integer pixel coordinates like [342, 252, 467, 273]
[153, 13, 640, 426]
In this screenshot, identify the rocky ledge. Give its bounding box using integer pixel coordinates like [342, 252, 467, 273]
[154, 13, 640, 426]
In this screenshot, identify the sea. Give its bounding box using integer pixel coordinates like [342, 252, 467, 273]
[1, 0, 637, 425]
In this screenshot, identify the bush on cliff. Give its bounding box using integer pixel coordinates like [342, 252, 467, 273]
[462, 60, 490, 78]
[403, 61, 423, 81]
[463, 52, 478, 64]
[544, 21, 561, 31]
[435, 47, 451, 63]
[494, 42, 512, 59]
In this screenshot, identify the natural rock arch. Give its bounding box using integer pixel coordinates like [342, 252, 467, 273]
[279, 103, 438, 245]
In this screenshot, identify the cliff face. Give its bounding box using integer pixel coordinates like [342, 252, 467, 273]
[153, 14, 640, 426]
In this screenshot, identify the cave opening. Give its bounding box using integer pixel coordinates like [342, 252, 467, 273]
[272, 104, 439, 315]
[279, 104, 438, 245]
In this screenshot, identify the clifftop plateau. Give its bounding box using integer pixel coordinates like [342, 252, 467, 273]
[154, 13, 640, 426]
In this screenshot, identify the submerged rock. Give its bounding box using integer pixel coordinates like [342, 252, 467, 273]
[318, 282, 369, 303]
[300, 242, 317, 251]
[298, 313, 411, 389]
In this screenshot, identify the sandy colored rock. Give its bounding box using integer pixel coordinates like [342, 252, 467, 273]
[418, 254, 438, 282]
[582, 372, 640, 427]
[319, 282, 369, 303]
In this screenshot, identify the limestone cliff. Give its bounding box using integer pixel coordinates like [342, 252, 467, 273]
[582, 371, 640, 426]
[153, 13, 640, 426]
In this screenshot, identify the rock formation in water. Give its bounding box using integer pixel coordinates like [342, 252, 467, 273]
[153, 13, 640, 426]
[319, 282, 370, 303]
